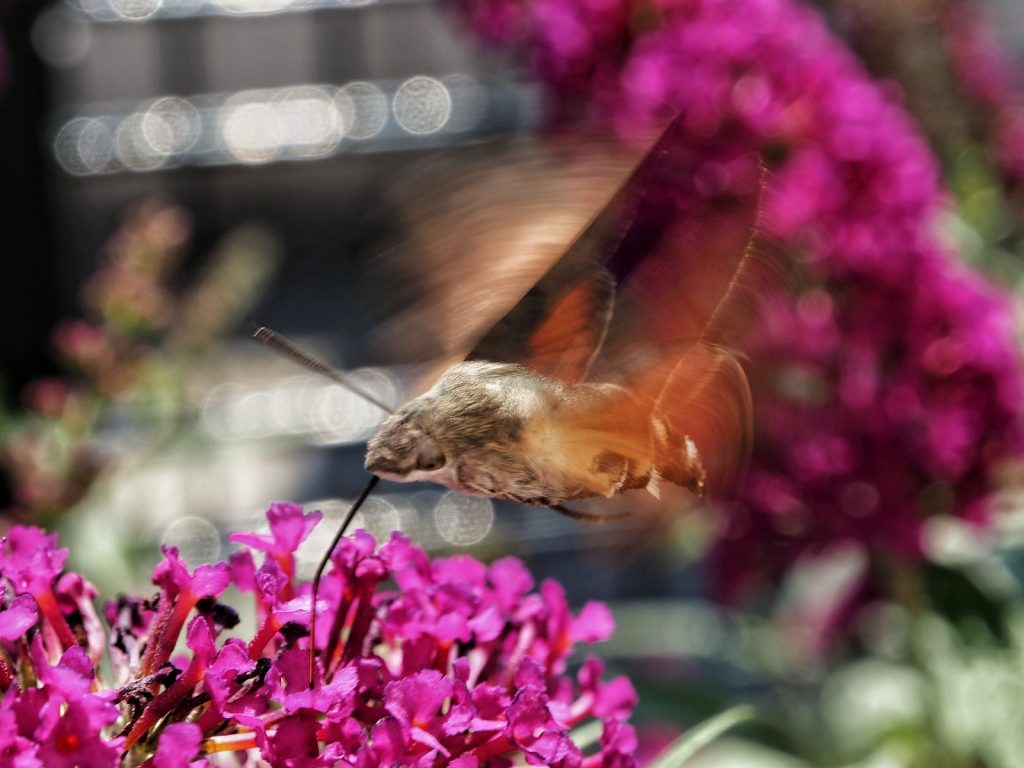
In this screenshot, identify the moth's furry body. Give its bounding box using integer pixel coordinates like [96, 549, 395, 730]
[365, 361, 705, 506]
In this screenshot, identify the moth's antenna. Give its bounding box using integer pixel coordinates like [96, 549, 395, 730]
[309, 473, 381, 688]
[248, 325, 395, 415]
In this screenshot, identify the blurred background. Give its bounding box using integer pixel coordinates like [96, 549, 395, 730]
[5, 0, 1024, 764]
[0, 0, 558, 581]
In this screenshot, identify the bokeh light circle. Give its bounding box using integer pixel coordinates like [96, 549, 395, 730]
[161, 516, 221, 568]
[392, 76, 451, 135]
[55, 117, 116, 175]
[336, 81, 389, 140]
[142, 97, 202, 157]
[433, 492, 493, 546]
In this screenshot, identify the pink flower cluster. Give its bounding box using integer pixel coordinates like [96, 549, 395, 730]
[452, 0, 1024, 595]
[0, 503, 638, 767]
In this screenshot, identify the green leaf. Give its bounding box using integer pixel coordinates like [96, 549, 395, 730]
[647, 705, 758, 768]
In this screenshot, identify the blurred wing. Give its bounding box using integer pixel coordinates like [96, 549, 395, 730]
[599, 119, 777, 496]
[466, 116, 775, 493]
[633, 338, 756, 496]
[640, 222, 787, 494]
[368, 118, 780, 495]
[468, 116, 767, 371]
[365, 140, 637, 382]
[586, 117, 768, 367]
[469, 262, 616, 384]
[592, 120, 774, 494]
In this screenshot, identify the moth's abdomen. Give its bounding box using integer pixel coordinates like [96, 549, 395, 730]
[516, 381, 709, 504]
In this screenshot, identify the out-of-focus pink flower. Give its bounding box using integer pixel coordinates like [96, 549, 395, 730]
[451, 0, 1024, 605]
[51, 321, 112, 371]
[0, 528, 77, 655]
[20, 379, 74, 420]
[0, 528, 67, 597]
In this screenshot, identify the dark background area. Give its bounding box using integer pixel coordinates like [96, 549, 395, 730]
[0, 0, 532, 401]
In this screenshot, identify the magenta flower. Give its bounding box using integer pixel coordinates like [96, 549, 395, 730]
[154, 723, 205, 768]
[384, 670, 465, 756]
[0, 504, 638, 767]
[200, 639, 271, 726]
[0, 594, 38, 642]
[0, 527, 67, 597]
[508, 685, 577, 765]
[0, 527, 76, 659]
[35, 697, 122, 768]
[229, 501, 322, 586]
[451, 0, 1024, 604]
[138, 547, 230, 678]
[0, 707, 40, 768]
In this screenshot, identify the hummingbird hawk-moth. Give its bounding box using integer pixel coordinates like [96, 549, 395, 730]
[362, 116, 770, 506]
[257, 115, 771, 510]
[252, 114, 778, 679]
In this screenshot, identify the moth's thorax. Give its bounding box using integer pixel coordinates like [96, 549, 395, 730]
[364, 360, 704, 505]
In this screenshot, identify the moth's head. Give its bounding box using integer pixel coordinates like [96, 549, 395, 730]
[365, 362, 528, 487]
[364, 408, 447, 482]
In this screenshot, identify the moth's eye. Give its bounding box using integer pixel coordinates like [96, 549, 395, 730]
[415, 437, 446, 472]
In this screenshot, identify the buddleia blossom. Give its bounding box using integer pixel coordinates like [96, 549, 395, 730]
[452, 0, 1024, 600]
[0, 502, 638, 767]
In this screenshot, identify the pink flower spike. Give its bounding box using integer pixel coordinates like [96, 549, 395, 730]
[0, 502, 640, 766]
[452, 0, 1024, 639]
